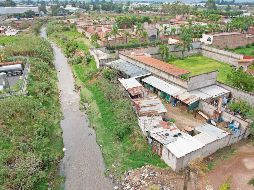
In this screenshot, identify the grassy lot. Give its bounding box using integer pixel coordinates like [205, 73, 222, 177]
[170, 55, 234, 83]
[232, 45, 254, 57]
[47, 21, 167, 177]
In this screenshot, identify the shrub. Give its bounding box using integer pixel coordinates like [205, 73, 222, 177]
[248, 178, 254, 186]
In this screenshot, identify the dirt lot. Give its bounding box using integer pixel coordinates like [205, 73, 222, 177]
[164, 103, 206, 130]
[199, 141, 254, 190]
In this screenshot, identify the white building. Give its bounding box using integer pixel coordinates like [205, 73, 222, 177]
[0, 6, 39, 15]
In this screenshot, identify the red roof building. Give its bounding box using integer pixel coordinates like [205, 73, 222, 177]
[129, 55, 189, 77]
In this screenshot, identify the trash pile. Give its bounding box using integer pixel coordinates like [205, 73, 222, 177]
[116, 165, 184, 190]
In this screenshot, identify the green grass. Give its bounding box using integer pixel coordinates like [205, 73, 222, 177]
[232, 45, 254, 57]
[0, 36, 19, 45]
[170, 55, 234, 83]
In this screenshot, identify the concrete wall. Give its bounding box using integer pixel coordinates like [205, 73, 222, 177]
[187, 71, 217, 91]
[212, 34, 254, 49]
[200, 136, 230, 158]
[119, 54, 189, 88]
[201, 45, 242, 66]
[161, 146, 178, 171]
[217, 82, 254, 105]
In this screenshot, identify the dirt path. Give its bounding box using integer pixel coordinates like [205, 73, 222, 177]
[41, 28, 112, 190]
[200, 142, 254, 190]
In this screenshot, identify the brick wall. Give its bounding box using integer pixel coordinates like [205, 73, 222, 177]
[212, 34, 254, 49]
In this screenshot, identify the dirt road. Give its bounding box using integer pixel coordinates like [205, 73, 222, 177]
[41, 28, 112, 190]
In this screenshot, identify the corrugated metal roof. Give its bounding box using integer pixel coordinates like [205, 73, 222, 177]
[142, 76, 183, 96]
[173, 90, 200, 105]
[189, 90, 212, 100]
[166, 132, 204, 158]
[198, 85, 230, 98]
[194, 133, 216, 145]
[106, 59, 151, 78]
[195, 123, 229, 140]
[150, 127, 181, 145]
[133, 97, 167, 116]
[119, 78, 142, 90]
[138, 116, 163, 133]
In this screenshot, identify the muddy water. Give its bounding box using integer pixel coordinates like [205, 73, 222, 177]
[41, 28, 112, 190]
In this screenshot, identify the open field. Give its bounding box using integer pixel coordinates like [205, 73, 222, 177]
[170, 55, 234, 83]
[232, 45, 254, 57]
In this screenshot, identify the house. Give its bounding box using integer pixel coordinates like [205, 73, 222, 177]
[200, 32, 254, 49]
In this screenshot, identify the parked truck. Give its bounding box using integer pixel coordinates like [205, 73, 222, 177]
[0, 64, 23, 76]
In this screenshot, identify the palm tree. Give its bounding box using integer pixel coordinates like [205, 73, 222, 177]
[111, 24, 119, 44]
[124, 31, 131, 44]
[135, 22, 144, 36]
[159, 44, 170, 62]
[104, 32, 110, 47]
[140, 31, 148, 42]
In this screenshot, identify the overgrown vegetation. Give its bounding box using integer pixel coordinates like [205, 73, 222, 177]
[227, 68, 254, 92]
[47, 21, 167, 177]
[229, 100, 254, 136]
[0, 35, 63, 189]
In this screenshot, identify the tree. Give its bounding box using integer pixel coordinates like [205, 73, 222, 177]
[177, 27, 193, 58]
[159, 44, 170, 62]
[205, 0, 217, 10]
[123, 31, 130, 44]
[140, 31, 148, 43]
[91, 33, 101, 47]
[135, 22, 144, 36]
[110, 24, 119, 44]
[39, 1, 47, 14]
[0, 0, 16, 7]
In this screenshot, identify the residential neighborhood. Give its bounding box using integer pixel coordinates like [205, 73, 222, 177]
[0, 0, 254, 190]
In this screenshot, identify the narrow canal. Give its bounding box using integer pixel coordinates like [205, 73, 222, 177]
[40, 28, 112, 190]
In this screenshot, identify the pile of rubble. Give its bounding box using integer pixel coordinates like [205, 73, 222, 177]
[116, 165, 184, 190]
